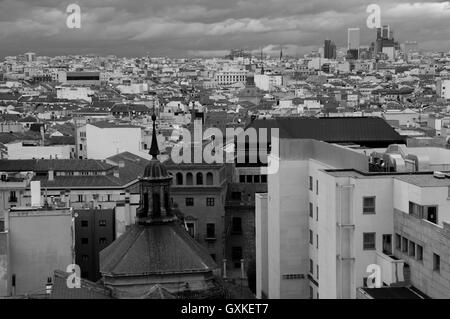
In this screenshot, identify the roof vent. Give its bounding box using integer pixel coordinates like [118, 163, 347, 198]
[433, 171, 446, 179]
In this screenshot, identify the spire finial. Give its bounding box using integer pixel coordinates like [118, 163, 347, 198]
[149, 105, 159, 159]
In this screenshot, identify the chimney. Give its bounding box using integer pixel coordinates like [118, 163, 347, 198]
[48, 170, 54, 181]
[118, 160, 125, 168]
[30, 181, 41, 207]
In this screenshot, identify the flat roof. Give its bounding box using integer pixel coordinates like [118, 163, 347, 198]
[359, 286, 430, 299]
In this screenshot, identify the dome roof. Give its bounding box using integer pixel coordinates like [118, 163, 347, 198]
[143, 158, 170, 180]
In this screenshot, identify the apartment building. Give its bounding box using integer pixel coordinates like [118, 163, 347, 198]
[256, 137, 450, 299]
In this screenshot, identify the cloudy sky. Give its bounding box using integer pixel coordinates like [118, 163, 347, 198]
[0, 0, 449, 58]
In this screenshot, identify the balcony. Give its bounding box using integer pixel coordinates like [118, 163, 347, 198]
[376, 252, 407, 286]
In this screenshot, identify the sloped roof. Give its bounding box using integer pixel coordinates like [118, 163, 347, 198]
[138, 284, 176, 299]
[100, 223, 217, 276]
[50, 270, 112, 299]
[0, 159, 115, 172]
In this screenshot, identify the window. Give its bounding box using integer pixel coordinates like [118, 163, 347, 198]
[210, 254, 216, 261]
[316, 180, 318, 195]
[196, 172, 203, 185]
[232, 246, 243, 261]
[206, 223, 215, 238]
[402, 237, 408, 253]
[316, 206, 319, 221]
[433, 253, 440, 272]
[186, 173, 193, 185]
[416, 245, 423, 261]
[317, 265, 319, 280]
[309, 203, 313, 218]
[261, 175, 267, 183]
[81, 220, 88, 227]
[78, 194, 84, 202]
[99, 237, 107, 245]
[239, 175, 245, 183]
[309, 176, 313, 191]
[309, 259, 314, 274]
[206, 172, 213, 185]
[246, 175, 252, 183]
[81, 255, 89, 262]
[395, 234, 401, 250]
[99, 220, 106, 227]
[79, 143, 83, 151]
[254, 175, 260, 183]
[186, 222, 195, 237]
[81, 238, 88, 245]
[309, 230, 313, 245]
[107, 194, 111, 202]
[363, 197, 376, 214]
[176, 173, 183, 185]
[9, 191, 17, 202]
[185, 198, 194, 206]
[309, 286, 314, 299]
[232, 217, 242, 233]
[408, 241, 415, 257]
[409, 202, 423, 218]
[316, 234, 319, 249]
[206, 198, 215, 207]
[425, 206, 437, 224]
[231, 192, 241, 200]
[363, 233, 376, 250]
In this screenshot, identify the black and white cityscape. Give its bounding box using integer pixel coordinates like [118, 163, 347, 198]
[0, 0, 450, 303]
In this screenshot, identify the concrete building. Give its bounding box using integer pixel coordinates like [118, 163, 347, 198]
[58, 71, 101, 86]
[256, 136, 450, 299]
[254, 74, 283, 91]
[436, 79, 450, 100]
[7, 142, 73, 160]
[1, 205, 74, 297]
[79, 122, 142, 160]
[215, 68, 248, 86]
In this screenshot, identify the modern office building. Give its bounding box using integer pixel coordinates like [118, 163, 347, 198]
[324, 40, 337, 60]
[347, 28, 360, 60]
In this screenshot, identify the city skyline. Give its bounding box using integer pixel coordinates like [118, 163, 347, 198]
[0, 0, 449, 58]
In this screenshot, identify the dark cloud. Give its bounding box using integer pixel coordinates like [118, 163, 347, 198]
[0, 0, 449, 57]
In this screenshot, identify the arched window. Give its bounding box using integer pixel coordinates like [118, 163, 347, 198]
[196, 172, 203, 185]
[152, 192, 161, 216]
[176, 172, 183, 185]
[186, 173, 193, 185]
[206, 172, 213, 185]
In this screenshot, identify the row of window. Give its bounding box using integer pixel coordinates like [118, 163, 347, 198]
[81, 237, 108, 245]
[186, 217, 243, 238]
[395, 233, 432, 267]
[175, 172, 214, 186]
[80, 220, 108, 227]
[185, 197, 215, 207]
[239, 175, 267, 184]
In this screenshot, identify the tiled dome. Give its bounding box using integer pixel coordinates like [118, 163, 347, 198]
[143, 158, 170, 179]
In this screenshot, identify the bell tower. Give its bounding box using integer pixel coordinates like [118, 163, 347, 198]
[136, 111, 176, 224]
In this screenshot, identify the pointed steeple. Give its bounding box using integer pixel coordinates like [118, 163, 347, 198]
[149, 106, 159, 159]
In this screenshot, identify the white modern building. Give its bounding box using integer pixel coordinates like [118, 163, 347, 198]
[256, 138, 450, 299]
[80, 122, 143, 160]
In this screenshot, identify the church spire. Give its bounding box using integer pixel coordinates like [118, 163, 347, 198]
[149, 106, 159, 159]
